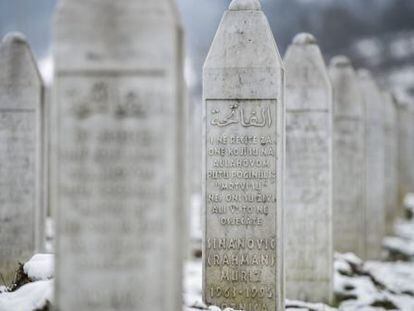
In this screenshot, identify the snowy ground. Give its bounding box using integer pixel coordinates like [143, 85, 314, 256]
[1, 195, 414, 311]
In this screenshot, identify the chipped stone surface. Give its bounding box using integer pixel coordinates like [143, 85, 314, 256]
[52, 0, 185, 310]
[358, 69, 385, 260]
[284, 33, 333, 304]
[0, 33, 44, 283]
[203, 1, 285, 310]
[329, 56, 366, 259]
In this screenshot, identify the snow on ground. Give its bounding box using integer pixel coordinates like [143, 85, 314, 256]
[403, 194, 414, 219]
[0, 255, 53, 311]
[383, 193, 414, 261]
[0, 280, 52, 311]
[335, 253, 414, 310]
[2, 195, 414, 311]
[23, 254, 54, 282]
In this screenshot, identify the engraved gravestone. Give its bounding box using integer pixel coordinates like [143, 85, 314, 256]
[53, 0, 184, 310]
[358, 69, 385, 260]
[203, 0, 285, 310]
[329, 56, 366, 258]
[284, 33, 332, 304]
[382, 92, 399, 234]
[0, 33, 44, 282]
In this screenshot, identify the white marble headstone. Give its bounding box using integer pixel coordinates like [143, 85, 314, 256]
[0, 33, 44, 282]
[284, 33, 333, 304]
[357, 69, 385, 260]
[382, 92, 399, 234]
[329, 56, 366, 258]
[396, 100, 414, 203]
[53, 0, 185, 309]
[203, 0, 285, 310]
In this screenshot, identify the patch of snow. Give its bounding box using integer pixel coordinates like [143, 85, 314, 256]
[335, 250, 414, 310]
[0, 280, 53, 311]
[23, 254, 54, 281]
[365, 261, 414, 295]
[383, 236, 414, 259]
[403, 193, 414, 216]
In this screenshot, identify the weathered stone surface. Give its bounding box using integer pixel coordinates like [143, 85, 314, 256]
[358, 69, 385, 260]
[203, 0, 285, 310]
[329, 56, 366, 258]
[396, 100, 414, 205]
[53, 0, 184, 310]
[0, 33, 44, 282]
[284, 33, 333, 304]
[382, 92, 399, 234]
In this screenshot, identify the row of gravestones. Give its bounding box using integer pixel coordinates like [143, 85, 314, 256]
[0, 0, 413, 310]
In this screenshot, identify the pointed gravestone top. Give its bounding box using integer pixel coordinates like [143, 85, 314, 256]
[3, 32, 27, 45]
[292, 32, 317, 45]
[330, 55, 352, 68]
[284, 33, 330, 109]
[284, 33, 333, 303]
[0, 32, 44, 283]
[0, 32, 42, 106]
[229, 0, 261, 11]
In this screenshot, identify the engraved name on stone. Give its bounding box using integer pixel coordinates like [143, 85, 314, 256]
[203, 1, 285, 310]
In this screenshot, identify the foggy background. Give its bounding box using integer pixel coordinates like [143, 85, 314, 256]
[1, 0, 414, 196]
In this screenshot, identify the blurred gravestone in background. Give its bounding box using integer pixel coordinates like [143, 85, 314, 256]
[52, 0, 185, 310]
[358, 69, 386, 260]
[329, 56, 366, 258]
[382, 91, 399, 234]
[0, 33, 44, 283]
[284, 33, 333, 304]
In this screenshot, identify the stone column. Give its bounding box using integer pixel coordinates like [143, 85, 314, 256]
[329, 56, 366, 259]
[0, 33, 44, 282]
[358, 69, 385, 259]
[203, 0, 285, 310]
[382, 91, 399, 234]
[52, 0, 185, 309]
[284, 33, 333, 304]
[396, 99, 412, 203]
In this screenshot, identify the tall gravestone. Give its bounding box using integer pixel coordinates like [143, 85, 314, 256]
[329, 56, 366, 258]
[0, 33, 44, 282]
[382, 92, 399, 234]
[358, 69, 385, 259]
[284, 33, 332, 304]
[53, 0, 184, 309]
[203, 1, 285, 310]
[396, 100, 413, 203]
[408, 102, 414, 195]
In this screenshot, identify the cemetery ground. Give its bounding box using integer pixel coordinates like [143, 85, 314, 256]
[0, 196, 413, 311]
